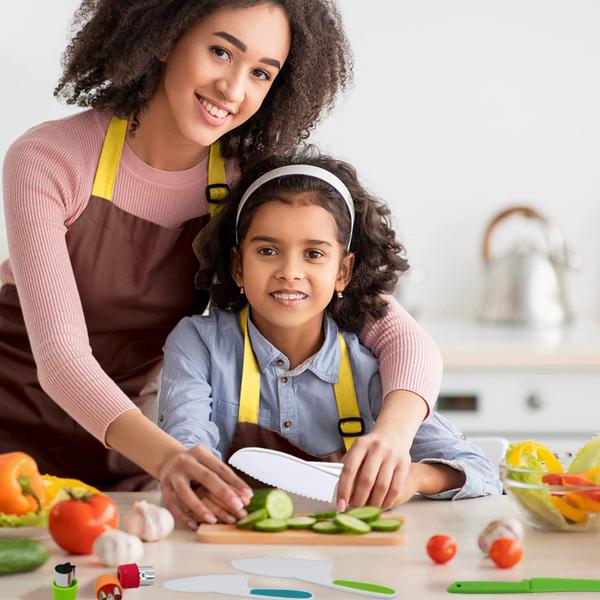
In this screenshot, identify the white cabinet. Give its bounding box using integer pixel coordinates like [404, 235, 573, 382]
[422, 318, 600, 453]
[439, 371, 600, 453]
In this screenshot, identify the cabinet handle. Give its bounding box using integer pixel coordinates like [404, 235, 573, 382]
[526, 393, 544, 410]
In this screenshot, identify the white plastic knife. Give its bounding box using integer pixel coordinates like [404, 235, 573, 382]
[228, 447, 343, 502]
[232, 558, 398, 598]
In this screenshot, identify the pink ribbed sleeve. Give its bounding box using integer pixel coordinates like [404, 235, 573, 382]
[2, 134, 139, 445]
[1, 111, 236, 445]
[358, 296, 443, 414]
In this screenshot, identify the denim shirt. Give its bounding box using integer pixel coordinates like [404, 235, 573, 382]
[159, 309, 502, 500]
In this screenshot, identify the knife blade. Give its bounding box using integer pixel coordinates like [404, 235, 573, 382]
[448, 578, 600, 594]
[228, 447, 341, 502]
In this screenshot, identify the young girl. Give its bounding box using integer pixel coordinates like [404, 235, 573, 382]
[159, 150, 501, 527]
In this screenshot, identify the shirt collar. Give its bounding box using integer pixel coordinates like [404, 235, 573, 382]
[246, 310, 340, 384]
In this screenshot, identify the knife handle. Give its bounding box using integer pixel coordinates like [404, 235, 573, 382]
[249, 589, 313, 599]
[331, 579, 396, 597]
[447, 580, 530, 594]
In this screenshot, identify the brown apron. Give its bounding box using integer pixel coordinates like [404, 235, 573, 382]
[225, 306, 365, 485]
[0, 116, 226, 490]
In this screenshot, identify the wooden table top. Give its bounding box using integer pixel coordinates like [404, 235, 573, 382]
[2, 491, 596, 599]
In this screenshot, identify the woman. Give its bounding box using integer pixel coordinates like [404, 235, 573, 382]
[1, 0, 442, 524]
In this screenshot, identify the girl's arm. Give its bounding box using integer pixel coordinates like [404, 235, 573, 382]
[158, 318, 253, 526]
[408, 412, 503, 500]
[337, 296, 443, 509]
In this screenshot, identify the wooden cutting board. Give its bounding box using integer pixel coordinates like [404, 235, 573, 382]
[196, 515, 405, 546]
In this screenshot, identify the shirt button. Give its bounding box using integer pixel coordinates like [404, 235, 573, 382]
[280, 376, 288, 384]
[159, 414, 164, 423]
[283, 419, 292, 428]
[276, 359, 284, 366]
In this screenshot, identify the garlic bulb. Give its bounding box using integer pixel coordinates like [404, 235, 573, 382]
[122, 500, 175, 542]
[478, 518, 524, 554]
[93, 529, 143, 567]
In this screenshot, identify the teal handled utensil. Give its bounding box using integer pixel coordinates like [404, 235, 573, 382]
[448, 578, 600, 594]
[232, 557, 397, 598]
[163, 574, 313, 598]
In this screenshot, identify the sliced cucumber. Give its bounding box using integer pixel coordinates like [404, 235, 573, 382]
[286, 516, 317, 530]
[236, 508, 268, 529]
[346, 506, 382, 523]
[253, 518, 288, 532]
[312, 520, 341, 534]
[334, 514, 372, 534]
[310, 510, 338, 520]
[0, 539, 48, 575]
[247, 489, 294, 520]
[370, 518, 403, 532]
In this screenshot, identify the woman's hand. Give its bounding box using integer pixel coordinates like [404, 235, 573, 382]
[335, 432, 412, 511]
[159, 445, 252, 529]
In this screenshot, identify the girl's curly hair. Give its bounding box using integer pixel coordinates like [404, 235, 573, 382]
[54, 0, 352, 166]
[193, 148, 409, 333]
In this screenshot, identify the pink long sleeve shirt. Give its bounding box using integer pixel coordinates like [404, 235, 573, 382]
[1, 110, 442, 445]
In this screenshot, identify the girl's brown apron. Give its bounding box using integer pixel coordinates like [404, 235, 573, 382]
[225, 306, 366, 481]
[0, 117, 228, 490]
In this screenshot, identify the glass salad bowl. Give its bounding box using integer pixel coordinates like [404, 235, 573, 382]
[501, 441, 600, 532]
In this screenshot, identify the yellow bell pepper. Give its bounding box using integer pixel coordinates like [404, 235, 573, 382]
[507, 440, 563, 473]
[0, 452, 46, 515]
[42, 474, 102, 505]
[550, 495, 589, 523]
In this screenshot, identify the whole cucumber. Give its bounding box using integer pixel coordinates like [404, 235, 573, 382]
[0, 538, 49, 575]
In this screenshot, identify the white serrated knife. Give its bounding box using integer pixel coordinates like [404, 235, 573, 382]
[228, 447, 343, 502]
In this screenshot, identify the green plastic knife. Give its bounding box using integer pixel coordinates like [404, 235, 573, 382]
[448, 578, 600, 594]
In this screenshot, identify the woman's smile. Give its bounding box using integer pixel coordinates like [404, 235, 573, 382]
[195, 93, 234, 127]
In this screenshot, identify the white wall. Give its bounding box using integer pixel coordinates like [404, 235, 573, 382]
[2, 1, 600, 319]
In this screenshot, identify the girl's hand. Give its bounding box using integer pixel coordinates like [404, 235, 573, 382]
[159, 445, 252, 528]
[335, 432, 412, 511]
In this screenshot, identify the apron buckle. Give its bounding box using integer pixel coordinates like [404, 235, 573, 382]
[205, 183, 230, 203]
[337, 416, 365, 438]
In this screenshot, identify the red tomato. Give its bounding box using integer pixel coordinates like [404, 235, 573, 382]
[49, 492, 119, 554]
[490, 537, 523, 569]
[426, 534, 457, 564]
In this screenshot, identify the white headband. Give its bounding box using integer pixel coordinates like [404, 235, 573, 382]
[235, 164, 355, 251]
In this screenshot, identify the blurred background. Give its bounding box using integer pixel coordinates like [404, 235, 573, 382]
[2, 1, 600, 451]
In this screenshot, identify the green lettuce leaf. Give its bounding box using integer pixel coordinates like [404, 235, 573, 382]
[0, 508, 48, 528]
[569, 433, 600, 473]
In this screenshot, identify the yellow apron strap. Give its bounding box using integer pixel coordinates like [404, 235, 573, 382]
[91, 116, 128, 201]
[238, 306, 260, 424]
[207, 141, 229, 217]
[334, 332, 364, 451]
[237, 308, 363, 447]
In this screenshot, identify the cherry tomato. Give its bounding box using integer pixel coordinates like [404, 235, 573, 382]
[490, 537, 523, 568]
[426, 534, 457, 564]
[49, 492, 118, 554]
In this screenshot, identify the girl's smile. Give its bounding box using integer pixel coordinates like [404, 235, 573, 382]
[269, 289, 309, 305]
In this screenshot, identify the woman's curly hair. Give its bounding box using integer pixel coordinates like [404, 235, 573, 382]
[193, 148, 409, 333]
[54, 0, 352, 165]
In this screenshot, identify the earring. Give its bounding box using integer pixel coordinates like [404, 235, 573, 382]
[337, 291, 343, 299]
[239, 286, 245, 295]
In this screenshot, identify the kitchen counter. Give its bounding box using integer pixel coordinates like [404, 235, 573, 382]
[420, 317, 600, 370]
[4, 491, 599, 599]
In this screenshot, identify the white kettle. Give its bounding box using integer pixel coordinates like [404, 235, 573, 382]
[480, 205, 573, 327]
